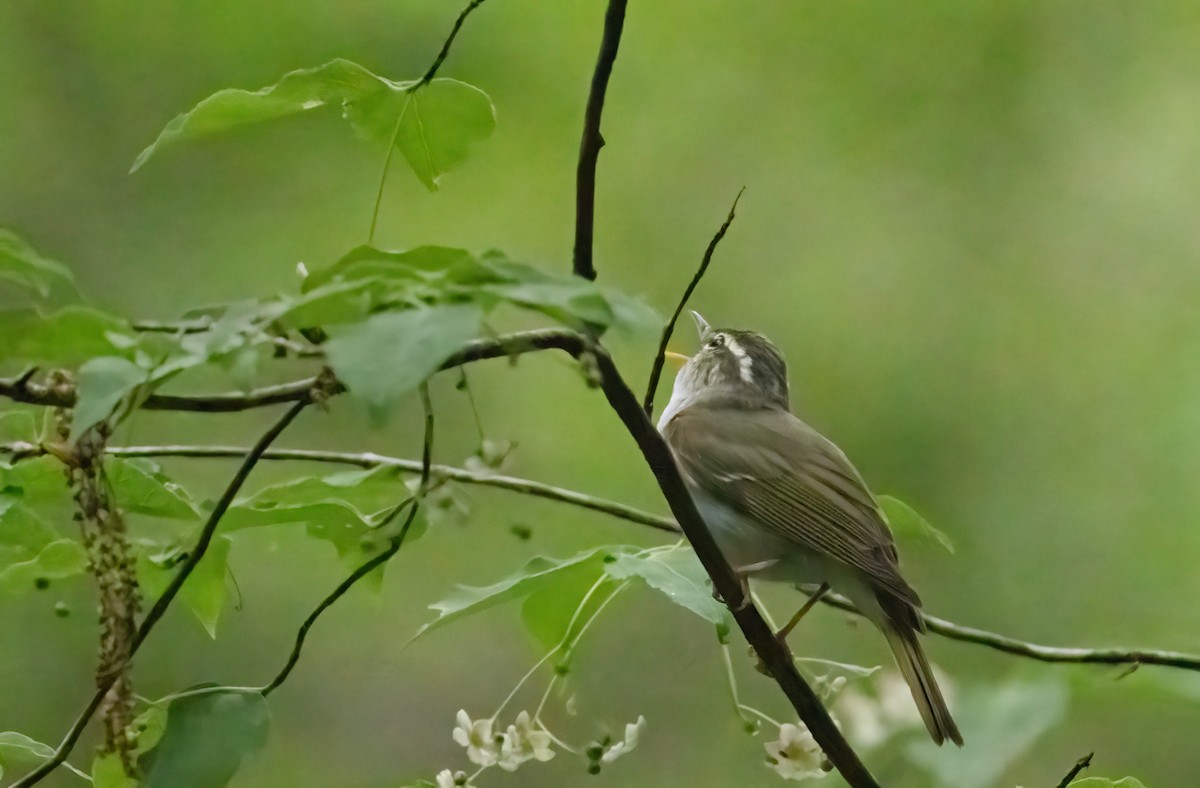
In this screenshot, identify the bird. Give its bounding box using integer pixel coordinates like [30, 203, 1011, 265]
[657, 311, 963, 747]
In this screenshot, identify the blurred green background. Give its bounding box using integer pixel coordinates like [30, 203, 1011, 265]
[3, 0, 1200, 786]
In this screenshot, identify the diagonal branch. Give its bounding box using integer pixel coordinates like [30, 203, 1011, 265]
[1054, 752, 1094, 788]
[572, 0, 629, 281]
[261, 384, 436, 696]
[11, 400, 309, 788]
[642, 187, 744, 416]
[415, 0, 492, 88]
[582, 345, 880, 786]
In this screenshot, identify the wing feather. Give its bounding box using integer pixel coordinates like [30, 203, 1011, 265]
[664, 405, 919, 605]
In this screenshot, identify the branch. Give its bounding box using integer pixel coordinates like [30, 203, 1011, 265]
[572, 0, 629, 281]
[818, 591, 1200, 672]
[415, 0, 491, 88]
[11, 401, 308, 787]
[1055, 752, 1094, 788]
[105, 445, 680, 534]
[642, 187, 744, 416]
[262, 384, 436, 696]
[583, 345, 880, 786]
[0, 328, 582, 413]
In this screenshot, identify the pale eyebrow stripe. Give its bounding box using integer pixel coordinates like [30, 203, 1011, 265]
[725, 336, 755, 383]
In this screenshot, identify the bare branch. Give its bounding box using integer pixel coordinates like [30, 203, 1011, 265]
[572, 0, 629, 281]
[415, 0, 492, 89]
[11, 400, 309, 787]
[1055, 752, 1094, 788]
[643, 187, 744, 416]
[0, 328, 583, 413]
[818, 591, 1200, 672]
[105, 444, 680, 534]
[262, 384, 435, 696]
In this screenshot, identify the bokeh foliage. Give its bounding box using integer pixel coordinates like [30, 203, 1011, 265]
[3, 1, 1200, 786]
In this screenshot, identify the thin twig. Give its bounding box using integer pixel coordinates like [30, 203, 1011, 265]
[104, 444, 680, 534]
[262, 384, 435, 696]
[818, 591, 1200, 671]
[11, 401, 309, 788]
[642, 187, 744, 416]
[415, 0, 491, 88]
[572, 0, 629, 281]
[1054, 752, 1095, 788]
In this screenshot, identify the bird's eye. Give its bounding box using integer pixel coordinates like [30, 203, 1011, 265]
[706, 334, 725, 349]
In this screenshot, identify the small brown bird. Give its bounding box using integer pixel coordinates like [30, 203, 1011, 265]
[658, 313, 962, 746]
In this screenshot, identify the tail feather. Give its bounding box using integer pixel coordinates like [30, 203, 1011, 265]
[882, 623, 963, 747]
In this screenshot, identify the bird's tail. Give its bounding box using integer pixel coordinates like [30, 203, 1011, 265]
[880, 615, 963, 747]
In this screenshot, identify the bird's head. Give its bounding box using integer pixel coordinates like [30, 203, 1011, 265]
[663, 312, 790, 415]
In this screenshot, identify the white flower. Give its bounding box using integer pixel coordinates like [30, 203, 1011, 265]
[451, 710, 498, 766]
[434, 769, 456, 788]
[764, 723, 826, 781]
[600, 715, 646, 764]
[514, 711, 555, 763]
[496, 711, 555, 771]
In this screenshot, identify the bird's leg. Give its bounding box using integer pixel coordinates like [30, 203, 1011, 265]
[711, 560, 777, 610]
[776, 582, 830, 642]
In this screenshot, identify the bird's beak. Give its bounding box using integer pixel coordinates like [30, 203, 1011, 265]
[664, 351, 690, 368]
[689, 310, 711, 339]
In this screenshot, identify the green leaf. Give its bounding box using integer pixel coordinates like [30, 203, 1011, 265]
[604, 547, 732, 640]
[0, 229, 78, 303]
[131, 705, 168, 756]
[521, 565, 617, 653]
[877, 495, 955, 554]
[131, 60, 496, 190]
[1070, 779, 1148, 788]
[411, 547, 632, 645]
[71, 356, 147, 440]
[299, 245, 479, 293]
[906, 677, 1067, 787]
[140, 687, 270, 788]
[137, 537, 231, 637]
[0, 456, 74, 523]
[0, 307, 133, 368]
[325, 304, 482, 420]
[0, 731, 55, 766]
[92, 753, 137, 788]
[349, 78, 497, 191]
[0, 411, 38, 444]
[0, 539, 88, 594]
[0, 497, 57, 560]
[109, 458, 201, 521]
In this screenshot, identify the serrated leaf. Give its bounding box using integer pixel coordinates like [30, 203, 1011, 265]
[140, 687, 270, 788]
[410, 547, 632, 645]
[109, 458, 201, 521]
[0, 539, 88, 594]
[0, 229, 78, 303]
[877, 495, 954, 554]
[0, 307, 133, 368]
[132, 60, 495, 191]
[604, 548, 732, 639]
[71, 356, 147, 440]
[92, 753, 137, 788]
[325, 304, 482, 421]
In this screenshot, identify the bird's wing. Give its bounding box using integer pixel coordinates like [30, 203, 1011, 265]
[664, 405, 920, 605]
